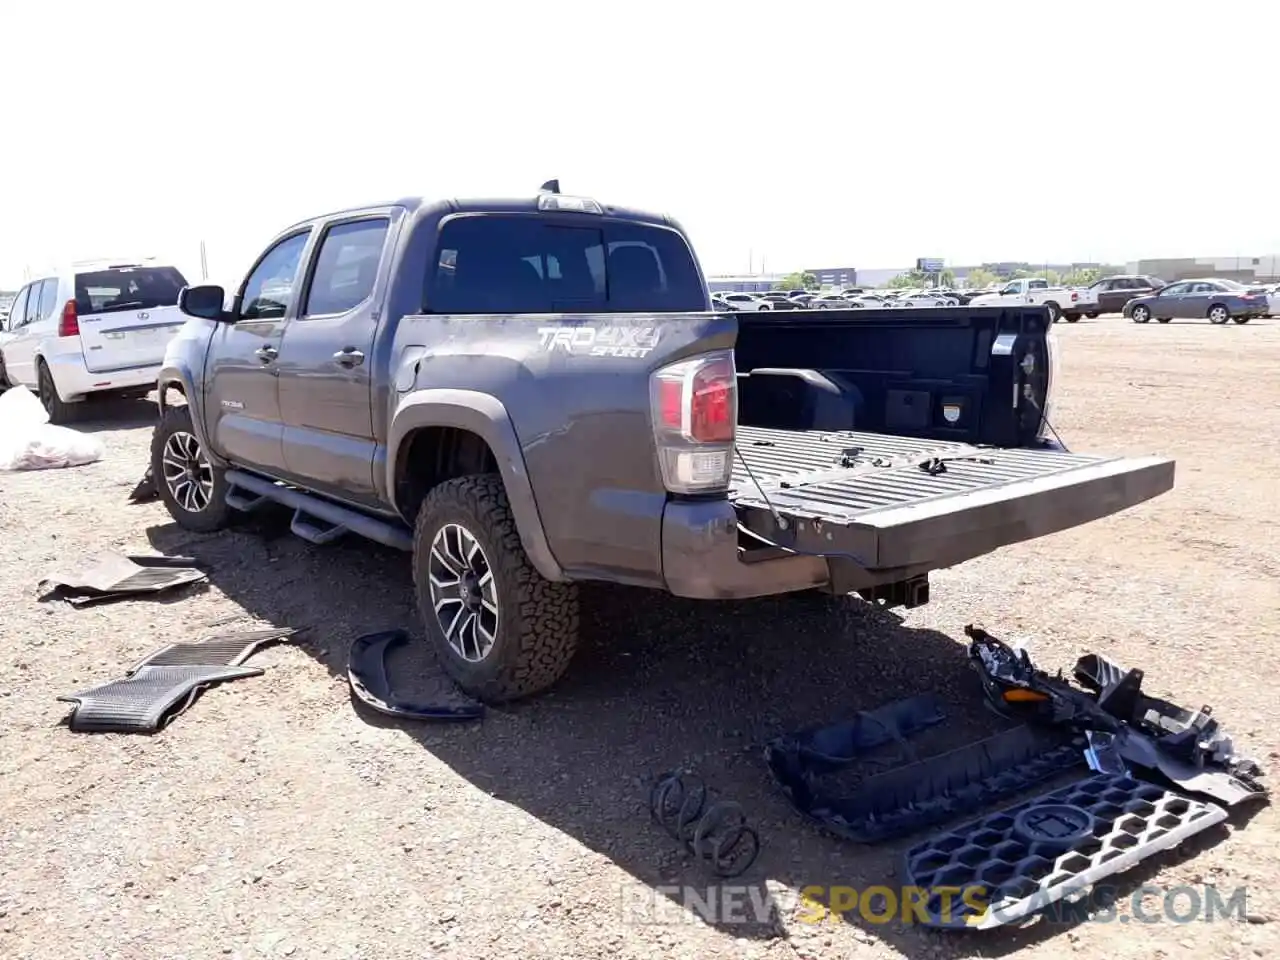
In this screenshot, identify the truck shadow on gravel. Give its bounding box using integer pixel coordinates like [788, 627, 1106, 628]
[144, 512, 1240, 954]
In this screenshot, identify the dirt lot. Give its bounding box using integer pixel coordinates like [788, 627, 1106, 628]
[1, 316, 1278, 960]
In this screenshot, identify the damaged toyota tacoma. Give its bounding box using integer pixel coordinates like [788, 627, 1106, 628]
[153, 183, 1175, 702]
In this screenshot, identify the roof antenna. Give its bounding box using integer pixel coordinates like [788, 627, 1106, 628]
[539, 179, 561, 195]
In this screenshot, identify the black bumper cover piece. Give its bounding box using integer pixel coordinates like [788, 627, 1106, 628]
[58, 664, 264, 733]
[347, 630, 484, 722]
[903, 773, 1227, 930]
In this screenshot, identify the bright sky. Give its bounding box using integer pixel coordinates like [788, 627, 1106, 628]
[2, 1, 1277, 290]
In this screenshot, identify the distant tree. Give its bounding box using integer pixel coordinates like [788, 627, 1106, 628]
[964, 268, 1000, 289]
[777, 271, 819, 291]
[939, 269, 957, 287]
[1063, 267, 1102, 287]
[887, 271, 928, 289]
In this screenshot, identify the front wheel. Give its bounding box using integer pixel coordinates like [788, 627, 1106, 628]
[1131, 305, 1151, 324]
[151, 404, 234, 533]
[413, 474, 580, 703]
[1208, 305, 1230, 325]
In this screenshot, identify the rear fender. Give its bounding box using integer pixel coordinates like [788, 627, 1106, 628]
[387, 389, 565, 581]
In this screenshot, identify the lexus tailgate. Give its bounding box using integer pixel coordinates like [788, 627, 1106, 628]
[75, 265, 189, 373]
[731, 427, 1174, 569]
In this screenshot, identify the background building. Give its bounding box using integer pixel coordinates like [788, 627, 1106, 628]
[804, 266, 858, 289]
[1125, 255, 1280, 283]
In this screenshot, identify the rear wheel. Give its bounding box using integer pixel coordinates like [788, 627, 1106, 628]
[37, 360, 75, 424]
[151, 405, 234, 533]
[1156, 317, 1172, 324]
[1045, 302, 1061, 323]
[1208, 305, 1230, 325]
[1086, 312, 1100, 319]
[1131, 305, 1151, 324]
[412, 474, 580, 703]
[1232, 316, 1251, 325]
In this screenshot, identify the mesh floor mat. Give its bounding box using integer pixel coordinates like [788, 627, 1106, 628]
[39, 552, 206, 607]
[902, 773, 1228, 929]
[130, 628, 297, 673]
[58, 665, 263, 733]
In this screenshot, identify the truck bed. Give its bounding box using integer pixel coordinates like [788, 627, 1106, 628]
[730, 426, 1174, 570]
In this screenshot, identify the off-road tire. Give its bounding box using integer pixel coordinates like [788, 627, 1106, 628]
[37, 360, 75, 424]
[151, 404, 235, 533]
[413, 474, 580, 703]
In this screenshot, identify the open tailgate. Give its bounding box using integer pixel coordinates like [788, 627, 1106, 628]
[731, 427, 1174, 569]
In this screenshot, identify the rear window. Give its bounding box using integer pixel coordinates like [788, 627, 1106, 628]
[427, 215, 704, 314]
[75, 266, 189, 314]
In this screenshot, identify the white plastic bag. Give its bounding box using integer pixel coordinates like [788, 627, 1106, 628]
[0, 385, 104, 471]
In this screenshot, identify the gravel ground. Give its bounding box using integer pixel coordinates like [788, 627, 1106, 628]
[1, 316, 1278, 960]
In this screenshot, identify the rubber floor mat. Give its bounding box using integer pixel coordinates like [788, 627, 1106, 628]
[39, 552, 206, 607]
[348, 630, 484, 721]
[129, 627, 298, 674]
[58, 664, 263, 733]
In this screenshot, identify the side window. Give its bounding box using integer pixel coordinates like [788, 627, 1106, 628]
[240, 232, 310, 321]
[24, 281, 49, 324]
[1000, 282, 1021, 295]
[37, 278, 61, 321]
[7, 285, 30, 329]
[1162, 283, 1187, 296]
[303, 218, 390, 317]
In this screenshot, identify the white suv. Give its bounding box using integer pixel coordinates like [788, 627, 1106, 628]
[0, 261, 189, 421]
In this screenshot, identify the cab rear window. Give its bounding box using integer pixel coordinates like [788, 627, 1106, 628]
[427, 215, 705, 314]
[75, 266, 189, 314]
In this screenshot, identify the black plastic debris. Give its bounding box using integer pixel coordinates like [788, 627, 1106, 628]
[38, 552, 206, 607]
[649, 771, 761, 878]
[769, 723, 1088, 844]
[966, 624, 1268, 807]
[903, 773, 1228, 930]
[128, 465, 158, 503]
[57, 626, 296, 733]
[347, 630, 484, 722]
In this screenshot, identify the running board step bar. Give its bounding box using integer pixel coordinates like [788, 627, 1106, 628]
[224, 470, 413, 552]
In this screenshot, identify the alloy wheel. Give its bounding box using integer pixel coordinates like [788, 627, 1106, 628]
[161, 430, 215, 513]
[428, 523, 499, 662]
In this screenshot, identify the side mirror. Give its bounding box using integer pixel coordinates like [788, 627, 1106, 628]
[178, 284, 229, 321]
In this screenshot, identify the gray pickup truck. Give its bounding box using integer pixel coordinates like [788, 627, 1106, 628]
[154, 183, 1174, 702]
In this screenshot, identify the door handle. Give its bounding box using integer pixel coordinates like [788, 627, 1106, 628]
[333, 348, 365, 367]
[254, 345, 278, 363]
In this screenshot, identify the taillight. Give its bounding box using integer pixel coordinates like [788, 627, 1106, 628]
[58, 300, 79, 337]
[1070, 291, 1078, 302]
[650, 350, 737, 494]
